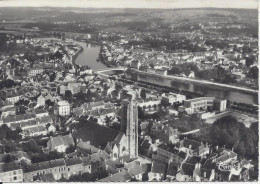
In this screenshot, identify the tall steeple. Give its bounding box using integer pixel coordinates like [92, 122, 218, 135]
[121, 95, 138, 158]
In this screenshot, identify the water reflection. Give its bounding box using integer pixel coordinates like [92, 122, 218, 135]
[126, 72, 258, 104]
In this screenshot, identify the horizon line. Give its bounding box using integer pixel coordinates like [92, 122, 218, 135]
[0, 6, 258, 10]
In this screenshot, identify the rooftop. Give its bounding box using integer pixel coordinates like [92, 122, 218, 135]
[73, 120, 120, 149]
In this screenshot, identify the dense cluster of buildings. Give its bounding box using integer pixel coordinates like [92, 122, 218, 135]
[0, 32, 256, 182]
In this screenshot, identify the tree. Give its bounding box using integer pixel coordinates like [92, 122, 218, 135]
[247, 66, 258, 79]
[21, 140, 42, 154]
[50, 72, 56, 82]
[246, 56, 255, 67]
[65, 90, 73, 102]
[152, 104, 157, 110]
[104, 115, 112, 126]
[66, 145, 76, 154]
[0, 124, 22, 141]
[209, 116, 258, 158]
[3, 154, 16, 163]
[138, 106, 146, 119]
[45, 99, 54, 107]
[140, 89, 146, 99]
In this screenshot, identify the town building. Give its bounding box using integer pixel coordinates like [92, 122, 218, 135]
[0, 162, 23, 182]
[57, 100, 70, 116]
[151, 123, 180, 144]
[27, 67, 44, 77]
[154, 143, 187, 164]
[161, 92, 186, 105]
[47, 133, 75, 153]
[148, 161, 167, 181]
[178, 97, 227, 114]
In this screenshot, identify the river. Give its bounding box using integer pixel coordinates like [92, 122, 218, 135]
[74, 42, 107, 69]
[39, 37, 258, 105]
[125, 71, 258, 105]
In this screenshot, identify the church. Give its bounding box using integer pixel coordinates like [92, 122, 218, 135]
[73, 97, 138, 160]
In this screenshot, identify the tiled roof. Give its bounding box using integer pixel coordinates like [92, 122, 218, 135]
[125, 161, 143, 176]
[167, 162, 179, 176]
[24, 158, 65, 173]
[151, 161, 166, 174]
[24, 125, 46, 133]
[0, 162, 21, 172]
[73, 121, 120, 149]
[2, 106, 16, 112]
[158, 143, 178, 154]
[12, 151, 30, 160]
[36, 116, 52, 125]
[3, 113, 36, 124]
[98, 170, 132, 182]
[181, 163, 195, 176]
[178, 151, 187, 159]
[77, 141, 100, 154]
[90, 151, 110, 163]
[180, 139, 201, 150]
[35, 109, 48, 114]
[51, 134, 74, 148]
[186, 156, 201, 165]
[65, 157, 82, 166]
[82, 157, 91, 166]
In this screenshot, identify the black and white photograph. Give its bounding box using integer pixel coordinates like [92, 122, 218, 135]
[0, 0, 258, 182]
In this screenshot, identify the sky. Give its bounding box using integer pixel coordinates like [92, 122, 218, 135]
[0, 0, 258, 9]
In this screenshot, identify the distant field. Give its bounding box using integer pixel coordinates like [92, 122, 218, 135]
[102, 26, 134, 33]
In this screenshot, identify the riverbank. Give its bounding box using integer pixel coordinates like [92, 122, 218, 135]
[71, 45, 83, 66]
[132, 69, 258, 93]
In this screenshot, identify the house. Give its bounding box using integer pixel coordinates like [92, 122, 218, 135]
[176, 163, 195, 181]
[22, 125, 47, 137]
[76, 140, 100, 156]
[23, 158, 66, 182]
[0, 162, 23, 182]
[63, 157, 85, 179]
[5, 90, 23, 104]
[35, 109, 49, 118]
[166, 162, 179, 181]
[161, 92, 186, 105]
[178, 97, 227, 114]
[98, 170, 132, 182]
[89, 151, 110, 174]
[3, 114, 36, 128]
[57, 100, 70, 116]
[47, 133, 75, 153]
[155, 143, 187, 164]
[1, 106, 16, 119]
[23, 156, 92, 182]
[37, 94, 45, 107]
[151, 123, 180, 144]
[125, 160, 144, 181]
[176, 138, 209, 157]
[148, 161, 166, 181]
[11, 151, 31, 164]
[27, 67, 44, 77]
[47, 125, 56, 133]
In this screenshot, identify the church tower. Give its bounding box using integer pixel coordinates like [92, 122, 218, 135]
[121, 97, 138, 158]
